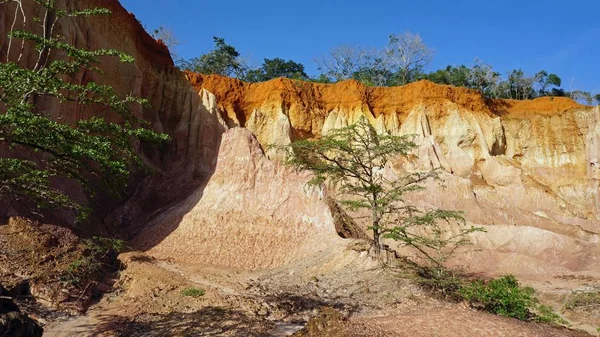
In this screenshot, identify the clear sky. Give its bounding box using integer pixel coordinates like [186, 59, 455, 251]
[121, 0, 599, 94]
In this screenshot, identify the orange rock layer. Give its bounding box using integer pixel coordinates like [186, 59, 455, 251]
[185, 72, 584, 128]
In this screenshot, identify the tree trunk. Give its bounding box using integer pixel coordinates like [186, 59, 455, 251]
[370, 228, 382, 258]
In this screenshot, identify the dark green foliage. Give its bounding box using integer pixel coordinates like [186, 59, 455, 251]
[310, 74, 333, 84]
[535, 70, 562, 96]
[244, 57, 308, 82]
[460, 275, 537, 320]
[176, 36, 246, 77]
[421, 65, 472, 88]
[1, 0, 169, 221]
[594, 94, 600, 105]
[459, 275, 568, 325]
[277, 116, 482, 261]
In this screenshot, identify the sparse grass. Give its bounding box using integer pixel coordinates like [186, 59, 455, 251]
[62, 236, 126, 286]
[181, 287, 205, 298]
[533, 305, 569, 325]
[563, 289, 600, 311]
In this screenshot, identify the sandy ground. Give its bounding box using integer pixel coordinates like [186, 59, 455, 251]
[41, 250, 596, 337]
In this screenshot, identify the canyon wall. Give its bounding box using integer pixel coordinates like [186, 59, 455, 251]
[2, 0, 599, 277]
[0, 0, 226, 233]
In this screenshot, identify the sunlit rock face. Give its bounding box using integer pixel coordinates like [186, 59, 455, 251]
[134, 127, 344, 269]
[183, 73, 599, 278]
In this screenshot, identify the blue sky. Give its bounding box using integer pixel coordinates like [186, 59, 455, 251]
[121, 0, 599, 93]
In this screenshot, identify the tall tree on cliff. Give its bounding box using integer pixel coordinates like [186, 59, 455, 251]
[276, 117, 482, 268]
[0, 0, 168, 221]
[244, 57, 308, 82]
[384, 32, 434, 85]
[177, 36, 248, 78]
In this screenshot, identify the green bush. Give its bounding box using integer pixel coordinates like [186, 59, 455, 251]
[181, 287, 205, 298]
[460, 275, 536, 320]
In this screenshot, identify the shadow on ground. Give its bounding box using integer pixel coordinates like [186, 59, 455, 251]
[94, 306, 273, 337]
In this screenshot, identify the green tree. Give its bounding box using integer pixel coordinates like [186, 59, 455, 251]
[277, 117, 482, 263]
[244, 57, 308, 82]
[534, 70, 561, 96]
[0, 0, 168, 221]
[506, 69, 535, 100]
[177, 37, 247, 78]
[595, 94, 600, 105]
[422, 65, 472, 88]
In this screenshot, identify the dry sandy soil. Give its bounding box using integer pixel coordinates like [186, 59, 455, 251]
[39, 249, 594, 337]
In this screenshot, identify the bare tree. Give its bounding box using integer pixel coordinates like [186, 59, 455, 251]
[468, 58, 500, 97]
[315, 45, 371, 82]
[384, 32, 434, 85]
[152, 26, 180, 58]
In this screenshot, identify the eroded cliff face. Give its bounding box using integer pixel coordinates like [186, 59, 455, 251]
[2, 0, 599, 280]
[0, 0, 226, 233]
[186, 73, 599, 233]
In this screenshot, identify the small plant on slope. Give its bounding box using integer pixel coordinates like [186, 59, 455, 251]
[181, 287, 205, 298]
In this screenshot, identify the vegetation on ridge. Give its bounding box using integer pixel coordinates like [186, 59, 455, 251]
[175, 34, 597, 104]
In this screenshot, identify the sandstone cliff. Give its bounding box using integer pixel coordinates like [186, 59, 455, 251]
[2, 0, 599, 280]
[0, 0, 226, 233]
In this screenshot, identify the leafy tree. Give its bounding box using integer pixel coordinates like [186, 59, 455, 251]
[505, 69, 535, 100]
[177, 37, 247, 78]
[277, 117, 482, 263]
[384, 32, 434, 85]
[0, 0, 168, 221]
[244, 57, 308, 82]
[422, 65, 472, 88]
[595, 94, 600, 105]
[534, 70, 561, 96]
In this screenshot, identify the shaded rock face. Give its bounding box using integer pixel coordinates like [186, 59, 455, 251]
[0, 0, 226, 234]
